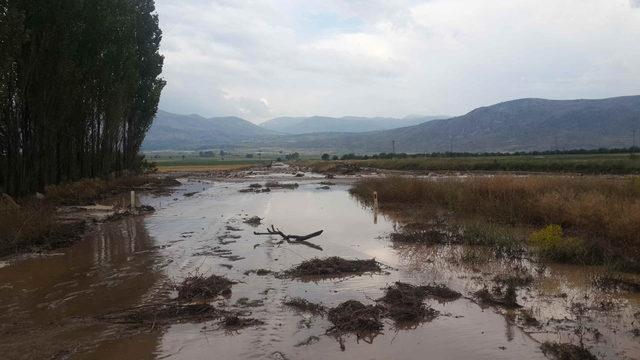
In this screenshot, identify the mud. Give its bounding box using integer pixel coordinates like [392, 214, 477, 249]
[1, 171, 640, 359]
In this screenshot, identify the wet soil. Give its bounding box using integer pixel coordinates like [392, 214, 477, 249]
[1, 170, 639, 359]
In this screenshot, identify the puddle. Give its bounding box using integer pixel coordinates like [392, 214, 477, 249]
[1, 179, 638, 359]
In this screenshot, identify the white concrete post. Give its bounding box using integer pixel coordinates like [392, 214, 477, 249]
[130, 191, 136, 209]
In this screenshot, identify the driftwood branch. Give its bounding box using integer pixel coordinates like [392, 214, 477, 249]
[254, 225, 324, 251]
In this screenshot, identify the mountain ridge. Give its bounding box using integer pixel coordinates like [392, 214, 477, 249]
[259, 115, 443, 134]
[143, 95, 640, 152]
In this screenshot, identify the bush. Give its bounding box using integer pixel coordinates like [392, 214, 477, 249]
[529, 225, 589, 263]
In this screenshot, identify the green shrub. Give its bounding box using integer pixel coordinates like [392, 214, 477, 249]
[529, 225, 588, 263]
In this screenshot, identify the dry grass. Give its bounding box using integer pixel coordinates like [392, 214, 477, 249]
[0, 175, 178, 256]
[352, 176, 640, 268]
[0, 202, 85, 256]
[45, 175, 179, 205]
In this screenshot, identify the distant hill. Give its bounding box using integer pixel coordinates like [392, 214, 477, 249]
[143, 110, 278, 150]
[144, 96, 640, 153]
[250, 96, 640, 153]
[259, 115, 442, 134]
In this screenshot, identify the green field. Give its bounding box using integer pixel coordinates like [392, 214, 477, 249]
[154, 158, 267, 167]
[305, 153, 640, 174]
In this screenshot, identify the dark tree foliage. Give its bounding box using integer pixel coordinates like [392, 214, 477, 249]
[0, 0, 165, 195]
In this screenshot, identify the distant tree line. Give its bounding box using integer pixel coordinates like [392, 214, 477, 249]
[330, 147, 640, 161]
[0, 0, 165, 195]
[199, 151, 216, 158]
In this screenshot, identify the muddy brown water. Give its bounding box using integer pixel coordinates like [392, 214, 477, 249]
[1, 176, 639, 359]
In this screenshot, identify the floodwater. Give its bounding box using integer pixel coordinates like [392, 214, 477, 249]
[1, 176, 639, 359]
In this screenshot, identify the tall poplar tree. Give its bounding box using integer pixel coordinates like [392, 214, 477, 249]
[0, 0, 165, 195]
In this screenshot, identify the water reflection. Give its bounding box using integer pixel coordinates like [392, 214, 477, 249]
[0, 215, 164, 359]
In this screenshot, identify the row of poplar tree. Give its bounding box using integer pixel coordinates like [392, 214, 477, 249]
[0, 0, 165, 195]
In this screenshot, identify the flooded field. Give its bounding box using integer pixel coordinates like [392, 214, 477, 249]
[1, 172, 639, 359]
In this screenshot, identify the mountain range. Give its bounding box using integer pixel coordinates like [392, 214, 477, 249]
[143, 95, 640, 153]
[259, 115, 443, 134]
[143, 111, 277, 150]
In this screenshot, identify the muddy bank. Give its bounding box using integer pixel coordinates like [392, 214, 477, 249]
[0, 175, 181, 257]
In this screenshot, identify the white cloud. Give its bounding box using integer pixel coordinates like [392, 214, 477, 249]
[155, 0, 640, 122]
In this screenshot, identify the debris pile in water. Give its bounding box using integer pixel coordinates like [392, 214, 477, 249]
[223, 315, 265, 330]
[283, 297, 325, 315]
[284, 257, 381, 278]
[474, 284, 520, 308]
[540, 342, 597, 360]
[176, 274, 234, 301]
[264, 181, 299, 189]
[243, 216, 263, 226]
[494, 272, 534, 288]
[593, 275, 640, 293]
[244, 268, 272, 276]
[421, 283, 462, 301]
[100, 303, 222, 325]
[327, 300, 383, 334]
[378, 282, 438, 324]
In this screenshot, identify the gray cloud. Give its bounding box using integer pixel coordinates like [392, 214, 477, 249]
[155, 0, 640, 122]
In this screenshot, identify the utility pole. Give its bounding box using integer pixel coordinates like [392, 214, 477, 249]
[392, 140, 396, 154]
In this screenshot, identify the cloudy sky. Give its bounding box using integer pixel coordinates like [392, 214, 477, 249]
[155, 0, 640, 123]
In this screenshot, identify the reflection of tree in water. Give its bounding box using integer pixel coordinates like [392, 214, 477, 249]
[504, 312, 515, 342]
[87, 216, 168, 307]
[83, 216, 167, 357]
[92, 217, 153, 265]
[0, 215, 167, 359]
